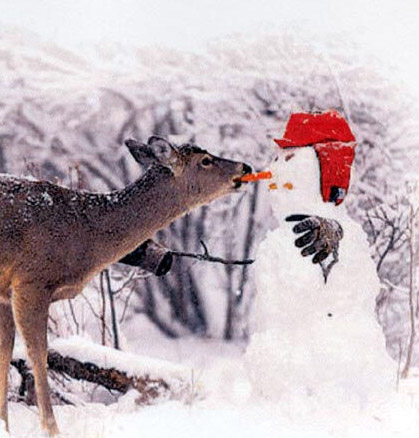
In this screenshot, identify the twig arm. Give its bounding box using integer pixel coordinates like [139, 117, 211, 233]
[170, 240, 254, 266]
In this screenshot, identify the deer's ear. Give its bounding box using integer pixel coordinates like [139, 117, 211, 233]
[125, 139, 160, 168]
[125, 137, 182, 174]
[147, 136, 179, 166]
[147, 136, 183, 176]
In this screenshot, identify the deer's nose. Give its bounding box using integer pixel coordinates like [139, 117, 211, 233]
[242, 163, 252, 175]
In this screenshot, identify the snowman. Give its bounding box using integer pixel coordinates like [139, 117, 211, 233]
[246, 110, 396, 418]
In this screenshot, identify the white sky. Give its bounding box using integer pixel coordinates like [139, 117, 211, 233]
[2, 0, 419, 94]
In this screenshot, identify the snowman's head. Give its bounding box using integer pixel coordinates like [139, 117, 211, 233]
[273, 111, 356, 207]
[271, 146, 325, 210]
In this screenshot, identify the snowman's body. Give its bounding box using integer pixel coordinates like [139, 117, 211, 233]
[246, 146, 396, 413]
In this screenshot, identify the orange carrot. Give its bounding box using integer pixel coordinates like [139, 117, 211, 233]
[241, 170, 272, 182]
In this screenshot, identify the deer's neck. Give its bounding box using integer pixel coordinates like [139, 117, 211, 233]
[93, 166, 188, 261]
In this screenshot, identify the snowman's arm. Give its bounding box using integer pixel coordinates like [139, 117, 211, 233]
[118, 239, 254, 276]
[285, 215, 344, 265]
[320, 248, 339, 283]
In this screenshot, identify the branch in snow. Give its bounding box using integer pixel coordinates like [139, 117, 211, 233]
[12, 353, 169, 405]
[12, 337, 200, 406]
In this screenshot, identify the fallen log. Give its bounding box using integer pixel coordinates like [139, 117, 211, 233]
[11, 337, 197, 406]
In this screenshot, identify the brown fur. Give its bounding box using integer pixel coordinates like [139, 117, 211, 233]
[0, 139, 250, 435]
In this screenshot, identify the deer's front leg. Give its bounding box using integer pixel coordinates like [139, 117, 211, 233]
[0, 303, 15, 432]
[12, 289, 59, 436]
[118, 239, 173, 276]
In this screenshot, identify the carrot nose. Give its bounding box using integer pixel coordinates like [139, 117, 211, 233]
[283, 182, 294, 190]
[240, 170, 272, 182]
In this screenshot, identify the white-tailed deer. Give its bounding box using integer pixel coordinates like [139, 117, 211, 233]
[0, 136, 251, 435]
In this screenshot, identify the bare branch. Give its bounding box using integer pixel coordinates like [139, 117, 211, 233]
[99, 272, 107, 346]
[119, 288, 137, 324]
[67, 299, 80, 336]
[111, 271, 137, 296]
[170, 240, 254, 266]
[104, 269, 120, 350]
[401, 202, 417, 378]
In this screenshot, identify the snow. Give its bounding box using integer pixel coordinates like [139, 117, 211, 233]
[41, 191, 53, 205]
[4, 336, 419, 438]
[0, 173, 40, 183]
[6, 310, 419, 438]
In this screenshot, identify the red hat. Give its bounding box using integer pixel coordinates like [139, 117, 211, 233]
[274, 110, 356, 205]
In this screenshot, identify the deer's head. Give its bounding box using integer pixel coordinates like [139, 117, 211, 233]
[125, 136, 252, 207]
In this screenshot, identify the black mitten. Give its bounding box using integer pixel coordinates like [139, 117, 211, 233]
[286, 214, 343, 282]
[118, 239, 173, 276]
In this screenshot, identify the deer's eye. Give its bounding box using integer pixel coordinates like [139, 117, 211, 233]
[201, 157, 213, 167]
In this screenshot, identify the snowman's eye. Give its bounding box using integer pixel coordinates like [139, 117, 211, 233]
[285, 153, 295, 162]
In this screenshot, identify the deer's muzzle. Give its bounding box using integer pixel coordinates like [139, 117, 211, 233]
[233, 163, 252, 189]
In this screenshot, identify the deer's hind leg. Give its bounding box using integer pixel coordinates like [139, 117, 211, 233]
[12, 287, 59, 436]
[0, 302, 15, 432]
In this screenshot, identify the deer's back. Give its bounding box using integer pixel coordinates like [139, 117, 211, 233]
[0, 175, 113, 293]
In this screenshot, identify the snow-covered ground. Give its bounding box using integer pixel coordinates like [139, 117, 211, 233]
[6, 395, 419, 438]
[4, 328, 419, 438]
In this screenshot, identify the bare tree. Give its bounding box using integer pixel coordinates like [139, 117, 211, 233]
[401, 182, 419, 378]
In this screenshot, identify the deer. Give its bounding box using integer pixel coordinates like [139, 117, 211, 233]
[0, 136, 252, 436]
